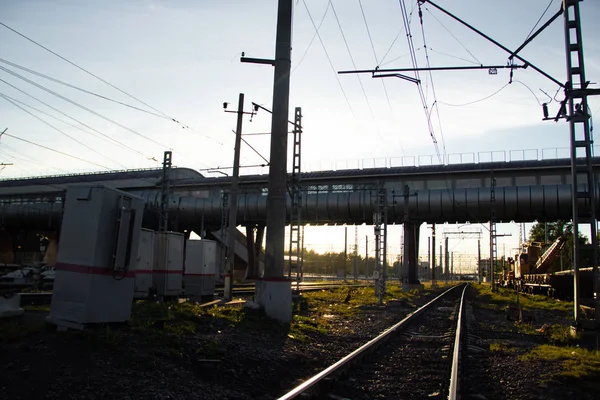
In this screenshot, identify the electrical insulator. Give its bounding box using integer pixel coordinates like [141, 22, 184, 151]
[542, 103, 549, 119]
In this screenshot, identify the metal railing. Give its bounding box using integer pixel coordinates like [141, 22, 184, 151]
[235, 146, 598, 176]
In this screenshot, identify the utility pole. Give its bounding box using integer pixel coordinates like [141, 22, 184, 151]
[353, 226, 358, 282]
[431, 224, 437, 288]
[427, 236, 431, 283]
[444, 236, 449, 284]
[451, 251, 454, 281]
[222, 93, 255, 301]
[241, 0, 293, 321]
[344, 226, 348, 280]
[478, 239, 482, 283]
[0, 128, 13, 170]
[365, 235, 369, 281]
[439, 244, 443, 281]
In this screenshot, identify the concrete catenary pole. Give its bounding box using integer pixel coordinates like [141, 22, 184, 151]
[224, 93, 245, 301]
[259, 0, 293, 322]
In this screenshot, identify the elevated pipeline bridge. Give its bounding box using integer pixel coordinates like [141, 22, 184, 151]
[1, 157, 599, 230]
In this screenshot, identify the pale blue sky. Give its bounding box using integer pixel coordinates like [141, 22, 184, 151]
[1, 0, 599, 268]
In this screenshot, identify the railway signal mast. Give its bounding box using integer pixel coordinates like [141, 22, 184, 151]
[338, 0, 599, 329]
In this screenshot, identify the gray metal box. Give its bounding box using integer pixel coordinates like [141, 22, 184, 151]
[184, 239, 217, 297]
[153, 231, 184, 297]
[134, 228, 155, 298]
[49, 185, 144, 328]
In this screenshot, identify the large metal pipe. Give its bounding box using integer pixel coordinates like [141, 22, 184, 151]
[1, 184, 595, 231]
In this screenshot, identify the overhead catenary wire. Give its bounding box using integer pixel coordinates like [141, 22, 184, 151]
[438, 83, 510, 107]
[417, 1, 447, 157]
[398, 0, 442, 162]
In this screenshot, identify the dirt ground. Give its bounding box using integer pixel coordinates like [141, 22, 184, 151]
[1, 283, 598, 400]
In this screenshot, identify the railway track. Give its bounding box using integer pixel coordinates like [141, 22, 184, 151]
[278, 284, 468, 400]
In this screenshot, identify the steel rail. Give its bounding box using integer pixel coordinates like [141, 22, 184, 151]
[448, 284, 468, 400]
[277, 284, 465, 400]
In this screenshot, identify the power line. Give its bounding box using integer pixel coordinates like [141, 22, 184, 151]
[0, 143, 69, 173]
[424, 8, 482, 66]
[302, 0, 356, 116]
[330, 1, 376, 116]
[292, 2, 331, 74]
[0, 21, 222, 147]
[0, 79, 153, 159]
[1, 95, 122, 169]
[0, 65, 172, 150]
[0, 57, 170, 119]
[355, 0, 400, 156]
[2, 132, 112, 169]
[525, 0, 555, 41]
[427, 47, 480, 66]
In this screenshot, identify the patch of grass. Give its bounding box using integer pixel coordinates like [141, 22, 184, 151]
[164, 320, 196, 335]
[490, 341, 516, 352]
[515, 322, 540, 336]
[206, 306, 244, 324]
[520, 345, 600, 379]
[0, 321, 45, 342]
[473, 284, 572, 314]
[289, 315, 329, 341]
[547, 324, 578, 346]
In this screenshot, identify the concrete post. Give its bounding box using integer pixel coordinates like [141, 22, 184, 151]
[257, 0, 293, 322]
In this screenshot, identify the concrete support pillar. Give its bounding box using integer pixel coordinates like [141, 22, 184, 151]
[244, 224, 265, 279]
[402, 222, 421, 286]
[0, 231, 14, 264]
[42, 232, 58, 266]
